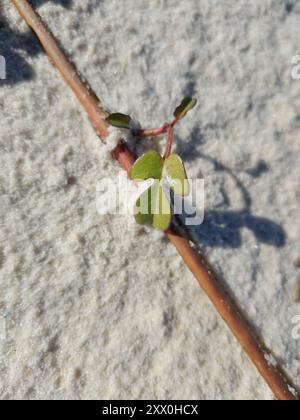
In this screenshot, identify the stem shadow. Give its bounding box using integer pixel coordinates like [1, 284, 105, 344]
[29, 0, 72, 7]
[0, 1, 72, 86]
[174, 129, 286, 249]
[184, 210, 286, 249]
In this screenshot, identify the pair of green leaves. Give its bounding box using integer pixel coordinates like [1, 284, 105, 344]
[106, 97, 197, 129]
[131, 151, 189, 230]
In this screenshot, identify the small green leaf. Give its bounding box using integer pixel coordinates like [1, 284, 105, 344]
[173, 97, 197, 120]
[134, 181, 172, 230]
[131, 150, 164, 181]
[163, 154, 189, 196]
[134, 186, 154, 226]
[106, 113, 132, 129]
[152, 183, 172, 231]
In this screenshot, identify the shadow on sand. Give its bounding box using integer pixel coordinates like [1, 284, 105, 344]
[0, 1, 72, 86]
[174, 127, 286, 250]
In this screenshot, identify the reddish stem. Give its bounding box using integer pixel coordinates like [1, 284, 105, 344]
[170, 117, 179, 127]
[163, 126, 174, 159]
[138, 122, 170, 139]
[138, 118, 179, 139]
[112, 141, 136, 174]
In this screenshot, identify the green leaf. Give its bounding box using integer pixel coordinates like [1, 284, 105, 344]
[173, 97, 197, 120]
[134, 186, 154, 226]
[106, 113, 132, 129]
[134, 181, 172, 230]
[163, 154, 189, 196]
[131, 150, 164, 181]
[152, 182, 172, 231]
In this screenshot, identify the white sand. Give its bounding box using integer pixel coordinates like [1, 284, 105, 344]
[0, 0, 300, 400]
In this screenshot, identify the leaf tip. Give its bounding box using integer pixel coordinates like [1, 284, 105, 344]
[173, 97, 198, 120]
[106, 113, 132, 129]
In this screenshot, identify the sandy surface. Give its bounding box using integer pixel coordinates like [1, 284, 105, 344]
[0, 0, 300, 400]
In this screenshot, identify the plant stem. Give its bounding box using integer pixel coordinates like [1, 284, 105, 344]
[138, 123, 170, 139]
[138, 118, 178, 139]
[170, 117, 179, 127]
[166, 229, 298, 401]
[10, 0, 108, 139]
[112, 141, 136, 174]
[11, 0, 299, 401]
[163, 126, 174, 159]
